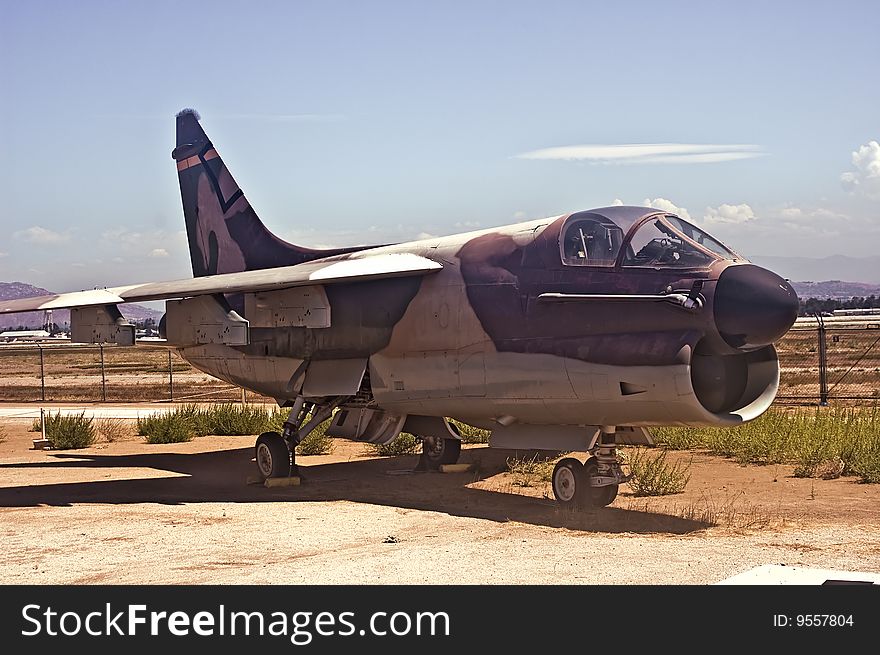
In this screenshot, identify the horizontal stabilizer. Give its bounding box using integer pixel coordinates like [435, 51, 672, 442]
[0, 253, 442, 315]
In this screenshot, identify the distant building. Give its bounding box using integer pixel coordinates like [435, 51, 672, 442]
[832, 308, 880, 316]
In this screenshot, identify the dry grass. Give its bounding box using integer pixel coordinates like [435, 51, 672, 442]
[95, 417, 134, 442]
[506, 453, 555, 487]
[624, 492, 780, 531]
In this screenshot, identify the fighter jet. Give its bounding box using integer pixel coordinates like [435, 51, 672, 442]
[0, 110, 799, 508]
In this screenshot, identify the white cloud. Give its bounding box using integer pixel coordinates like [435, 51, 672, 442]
[0, 252, 7, 258]
[13, 226, 70, 244]
[512, 211, 528, 220]
[611, 198, 624, 206]
[642, 197, 692, 221]
[101, 227, 139, 245]
[703, 203, 756, 225]
[840, 140, 880, 197]
[415, 232, 437, 240]
[100, 228, 186, 256]
[767, 205, 850, 236]
[515, 143, 765, 164]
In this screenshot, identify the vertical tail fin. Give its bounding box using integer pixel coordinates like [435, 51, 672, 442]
[172, 109, 354, 277]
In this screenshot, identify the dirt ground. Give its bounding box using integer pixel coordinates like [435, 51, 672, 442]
[1, 409, 879, 584]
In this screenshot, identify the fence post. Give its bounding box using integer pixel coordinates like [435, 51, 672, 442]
[39, 345, 45, 402]
[99, 344, 106, 402]
[168, 350, 174, 401]
[815, 314, 829, 406]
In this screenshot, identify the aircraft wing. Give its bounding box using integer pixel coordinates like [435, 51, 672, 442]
[0, 253, 442, 314]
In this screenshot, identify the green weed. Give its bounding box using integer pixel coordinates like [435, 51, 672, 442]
[652, 404, 880, 484]
[625, 448, 691, 496]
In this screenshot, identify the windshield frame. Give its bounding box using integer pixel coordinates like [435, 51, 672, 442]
[616, 213, 736, 269]
[557, 213, 628, 268]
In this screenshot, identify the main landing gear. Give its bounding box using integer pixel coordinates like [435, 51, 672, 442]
[419, 435, 462, 470]
[551, 430, 630, 509]
[253, 395, 344, 481]
[417, 422, 462, 470]
[255, 431, 290, 479]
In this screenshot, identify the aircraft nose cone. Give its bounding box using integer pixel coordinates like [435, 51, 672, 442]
[714, 264, 799, 350]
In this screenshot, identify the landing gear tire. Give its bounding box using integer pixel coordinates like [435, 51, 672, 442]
[552, 457, 586, 508]
[583, 457, 618, 508]
[419, 436, 462, 470]
[255, 431, 291, 480]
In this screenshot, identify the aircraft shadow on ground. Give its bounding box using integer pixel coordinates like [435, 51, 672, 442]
[0, 447, 708, 535]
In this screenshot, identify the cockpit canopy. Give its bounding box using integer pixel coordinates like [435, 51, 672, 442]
[561, 215, 625, 266]
[560, 208, 739, 268]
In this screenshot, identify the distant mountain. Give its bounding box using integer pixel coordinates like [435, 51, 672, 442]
[0, 282, 163, 330]
[790, 280, 880, 300]
[749, 255, 880, 285]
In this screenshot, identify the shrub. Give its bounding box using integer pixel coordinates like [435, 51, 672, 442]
[138, 403, 285, 442]
[625, 448, 690, 496]
[296, 421, 333, 456]
[450, 419, 490, 444]
[42, 411, 97, 449]
[369, 433, 420, 457]
[141, 412, 195, 444]
[199, 403, 275, 436]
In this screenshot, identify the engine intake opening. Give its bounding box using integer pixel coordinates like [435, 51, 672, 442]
[690, 341, 779, 416]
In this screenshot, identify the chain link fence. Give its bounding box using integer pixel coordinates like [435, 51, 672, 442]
[776, 317, 880, 404]
[0, 343, 264, 403]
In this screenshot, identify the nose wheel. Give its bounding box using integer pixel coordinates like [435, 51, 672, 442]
[551, 456, 623, 509]
[551, 458, 585, 507]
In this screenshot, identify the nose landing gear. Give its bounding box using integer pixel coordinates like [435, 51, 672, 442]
[551, 429, 630, 509]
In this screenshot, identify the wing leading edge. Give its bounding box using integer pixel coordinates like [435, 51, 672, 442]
[0, 253, 443, 315]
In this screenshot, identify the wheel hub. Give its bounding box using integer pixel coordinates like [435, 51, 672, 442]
[256, 443, 273, 476]
[423, 436, 444, 459]
[554, 468, 576, 502]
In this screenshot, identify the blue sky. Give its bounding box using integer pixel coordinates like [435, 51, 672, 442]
[2, 0, 879, 291]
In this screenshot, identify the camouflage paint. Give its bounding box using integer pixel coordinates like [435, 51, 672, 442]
[173, 109, 363, 276]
